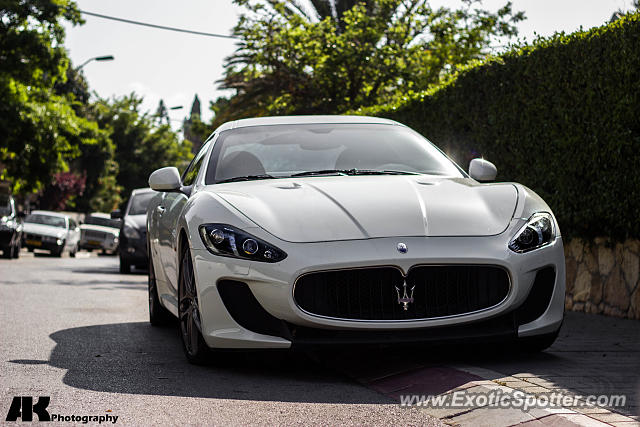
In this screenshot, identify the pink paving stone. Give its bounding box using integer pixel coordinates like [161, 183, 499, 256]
[368, 366, 484, 396]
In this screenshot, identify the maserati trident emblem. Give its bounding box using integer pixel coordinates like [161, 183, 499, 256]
[397, 242, 408, 253]
[395, 280, 415, 311]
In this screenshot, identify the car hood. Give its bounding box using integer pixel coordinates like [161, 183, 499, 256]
[80, 224, 119, 236]
[23, 223, 66, 238]
[211, 176, 518, 243]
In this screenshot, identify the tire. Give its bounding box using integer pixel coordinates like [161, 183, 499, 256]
[119, 256, 131, 274]
[148, 252, 173, 326]
[12, 242, 20, 259]
[518, 330, 560, 353]
[178, 244, 211, 364]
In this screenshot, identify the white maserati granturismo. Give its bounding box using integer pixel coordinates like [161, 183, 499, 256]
[146, 116, 565, 363]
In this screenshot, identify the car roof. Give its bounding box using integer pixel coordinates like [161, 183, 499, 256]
[214, 115, 403, 133]
[29, 210, 67, 218]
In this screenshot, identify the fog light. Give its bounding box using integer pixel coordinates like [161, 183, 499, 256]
[56, 239, 63, 246]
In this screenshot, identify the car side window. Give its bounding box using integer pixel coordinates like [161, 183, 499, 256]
[182, 140, 212, 187]
[69, 219, 77, 229]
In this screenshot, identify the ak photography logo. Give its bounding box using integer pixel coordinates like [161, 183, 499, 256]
[5, 396, 119, 423]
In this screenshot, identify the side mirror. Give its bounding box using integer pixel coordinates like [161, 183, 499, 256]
[149, 167, 182, 192]
[110, 209, 122, 219]
[469, 158, 497, 182]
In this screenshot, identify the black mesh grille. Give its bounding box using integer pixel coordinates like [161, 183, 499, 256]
[294, 265, 510, 320]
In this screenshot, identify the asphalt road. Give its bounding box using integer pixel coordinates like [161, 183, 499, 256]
[1, 251, 638, 425]
[0, 252, 439, 425]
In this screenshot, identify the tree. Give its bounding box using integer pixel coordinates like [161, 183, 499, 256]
[154, 99, 170, 126]
[214, 0, 524, 124]
[0, 0, 108, 199]
[38, 172, 86, 211]
[92, 94, 193, 201]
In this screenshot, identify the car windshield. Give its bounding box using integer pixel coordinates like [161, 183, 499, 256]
[128, 192, 154, 216]
[85, 215, 120, 229]
[0, 198, 10, 216]
[205, 123, 463, 184]
[25, 213, 66, 228]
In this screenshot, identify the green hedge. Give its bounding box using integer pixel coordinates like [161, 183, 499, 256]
[364, 13, 640, 240]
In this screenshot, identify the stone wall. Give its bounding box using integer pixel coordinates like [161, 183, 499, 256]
[564, 238, 640, 319]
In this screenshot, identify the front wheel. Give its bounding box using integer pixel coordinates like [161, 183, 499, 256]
[119, 255, 131, 274]
[179, 244, 211, 364]
[12, 241, 20, 258]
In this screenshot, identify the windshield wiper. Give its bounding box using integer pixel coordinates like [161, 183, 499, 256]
[349, 169, 422, 176]
[290, 169, 351, 177]
[217, 174, 277, 184]
[290, 169, 421, 177]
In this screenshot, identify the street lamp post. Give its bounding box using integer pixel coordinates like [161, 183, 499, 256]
[76, 55, 115, 70]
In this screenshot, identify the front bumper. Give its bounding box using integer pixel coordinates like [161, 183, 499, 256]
[189, 229, 566, 349]
[80, 238, 118, 251]
[23, 234, 64, 252]
[119, 234, 148, 265]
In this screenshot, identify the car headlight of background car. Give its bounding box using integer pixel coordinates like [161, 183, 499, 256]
[0, 216, 12, 230]
[199, 224, 286, 263]
[123, 223, 141, 239]
[508, 212, 555, 253]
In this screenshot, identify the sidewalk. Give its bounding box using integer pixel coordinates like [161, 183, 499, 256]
[326, 312, 640, 426]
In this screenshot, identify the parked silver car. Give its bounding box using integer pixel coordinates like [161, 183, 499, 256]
[23, 211, 81, 257]
[79, 213, 120, 253]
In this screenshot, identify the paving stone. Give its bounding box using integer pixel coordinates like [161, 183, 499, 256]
[446, 405, 538, 426]
[586, 412, 639, 423]
[368, 366, 483, 396]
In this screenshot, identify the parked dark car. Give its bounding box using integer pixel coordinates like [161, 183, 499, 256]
[112, 188, 155, 273]
[0, 194, 23, 259]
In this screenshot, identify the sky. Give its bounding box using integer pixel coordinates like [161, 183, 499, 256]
[63, 0, 637, 127]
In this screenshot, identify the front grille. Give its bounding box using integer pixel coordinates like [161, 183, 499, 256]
[83, 230, 107, 240]
[294, 265, 510, 321]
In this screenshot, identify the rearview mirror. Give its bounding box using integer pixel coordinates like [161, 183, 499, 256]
[110, 209, 122, 219]
[149, 167, 182, 192]
[469, 158, 497, 182]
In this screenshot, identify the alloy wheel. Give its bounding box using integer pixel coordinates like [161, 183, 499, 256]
[179, 248, 204, 357]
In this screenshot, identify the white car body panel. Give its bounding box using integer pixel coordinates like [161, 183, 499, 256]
[147, 116, 566, 350]
[214, 177, 518, 242]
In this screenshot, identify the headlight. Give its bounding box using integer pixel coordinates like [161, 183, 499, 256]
[508, 212, 555, 253]
[123, 224, 141, 239]
[199, 224, 287, 263]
